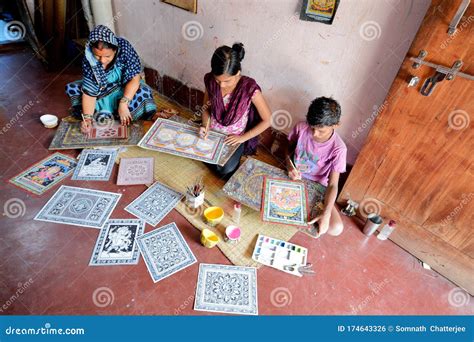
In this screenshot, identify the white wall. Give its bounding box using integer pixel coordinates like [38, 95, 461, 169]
[112, 0, 429, 164]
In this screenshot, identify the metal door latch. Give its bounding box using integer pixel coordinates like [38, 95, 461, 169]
[420, 71, 446, 96]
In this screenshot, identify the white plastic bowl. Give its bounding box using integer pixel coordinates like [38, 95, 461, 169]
[40, 114, 58, 128]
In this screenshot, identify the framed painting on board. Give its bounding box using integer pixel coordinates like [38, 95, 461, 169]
[167, 114, 240, 167]
[49, 120, 145, 150]
[261, 177, 309, 227]
[162, 0, 197, 13]
[299, 0, 340, 25]
[137, 118, 225, 164]
[223, 157, 325, 211]
[9, 153, 77, 195]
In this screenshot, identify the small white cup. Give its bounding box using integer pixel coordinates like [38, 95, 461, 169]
[40, 114, 58, 128]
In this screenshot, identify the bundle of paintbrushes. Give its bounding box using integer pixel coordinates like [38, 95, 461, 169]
[186, 176, 204, 197]
[186, 177, 205, 208]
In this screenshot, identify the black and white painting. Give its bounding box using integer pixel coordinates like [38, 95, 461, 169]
[89, 219, 145, 266]
[34, 186, 121, 228]
[72, 149, 118, 181]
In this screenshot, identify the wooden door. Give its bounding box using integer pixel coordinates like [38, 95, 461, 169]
[338, 0, 474, 294]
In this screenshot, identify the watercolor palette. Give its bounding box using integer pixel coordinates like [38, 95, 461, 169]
[252, 234, 308, 277]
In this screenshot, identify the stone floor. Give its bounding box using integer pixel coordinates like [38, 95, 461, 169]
[0, 46, 472, 315]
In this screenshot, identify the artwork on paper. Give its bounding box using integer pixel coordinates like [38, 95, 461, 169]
[194, 264, 258, 315]
[34, 186, 121, 229]
[89, 219, 145, 266]
[136, 222, 197, 283]
[138, 118, 225, 164]
[223, 157, 325, 211]
[9, 153, 77, 195]
[261, 177, 309, 227]
[167, 114, 240, 166]
[300, 0, 340, 25]
[88, 122, 128, 140]
[48, 120, 145, 150]
[117, 157, 154, 185]
[72, 149, 118, 181]
[125, 181, 183, 226]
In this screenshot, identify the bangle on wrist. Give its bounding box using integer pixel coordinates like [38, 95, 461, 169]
[120, 96, 131, 105]
[81, 113, 93, 121]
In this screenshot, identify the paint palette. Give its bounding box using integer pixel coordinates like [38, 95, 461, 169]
[252, 234, 308, 277]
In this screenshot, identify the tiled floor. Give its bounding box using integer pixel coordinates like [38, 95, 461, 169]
[0, 47, 472, 315]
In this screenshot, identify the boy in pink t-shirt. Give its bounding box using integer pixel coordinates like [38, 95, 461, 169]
[285, 97, 347, 238]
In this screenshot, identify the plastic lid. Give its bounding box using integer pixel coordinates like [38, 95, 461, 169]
[234, 202, 241, 209]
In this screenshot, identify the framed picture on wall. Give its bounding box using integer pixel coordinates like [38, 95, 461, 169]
[300, 0, 340, 25]
[162, 0, 197, 14]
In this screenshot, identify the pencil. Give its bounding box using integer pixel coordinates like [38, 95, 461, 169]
[288, 158, 297, 171]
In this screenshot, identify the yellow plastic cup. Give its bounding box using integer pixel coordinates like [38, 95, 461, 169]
[203, 206, 224, 226]
[201, 228, 220, 248]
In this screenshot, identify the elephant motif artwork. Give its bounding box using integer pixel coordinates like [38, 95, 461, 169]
[34, 186, 121, 229]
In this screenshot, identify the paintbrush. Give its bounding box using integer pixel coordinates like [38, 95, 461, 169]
[288, 158, 297, 171]
[200, 117, 210, 139]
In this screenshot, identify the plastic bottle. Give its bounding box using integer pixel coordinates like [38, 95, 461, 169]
[377, 220, 396, 240]
[233, 203, 241, 224]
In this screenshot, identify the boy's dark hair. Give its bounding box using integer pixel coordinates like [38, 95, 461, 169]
[307, 97, 341, 127]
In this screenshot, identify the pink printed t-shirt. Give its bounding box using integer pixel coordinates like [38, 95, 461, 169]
[288, 122, 347, 186]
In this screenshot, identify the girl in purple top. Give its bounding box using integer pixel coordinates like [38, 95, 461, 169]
[285, 97, 347, 238]
[200, 43, 272, 177]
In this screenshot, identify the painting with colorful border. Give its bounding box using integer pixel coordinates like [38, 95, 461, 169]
[9, 153, 77, 195]
[137, 118, 225, 164]
[261, 177, 309, 227]
[299, 0, 340, 25]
